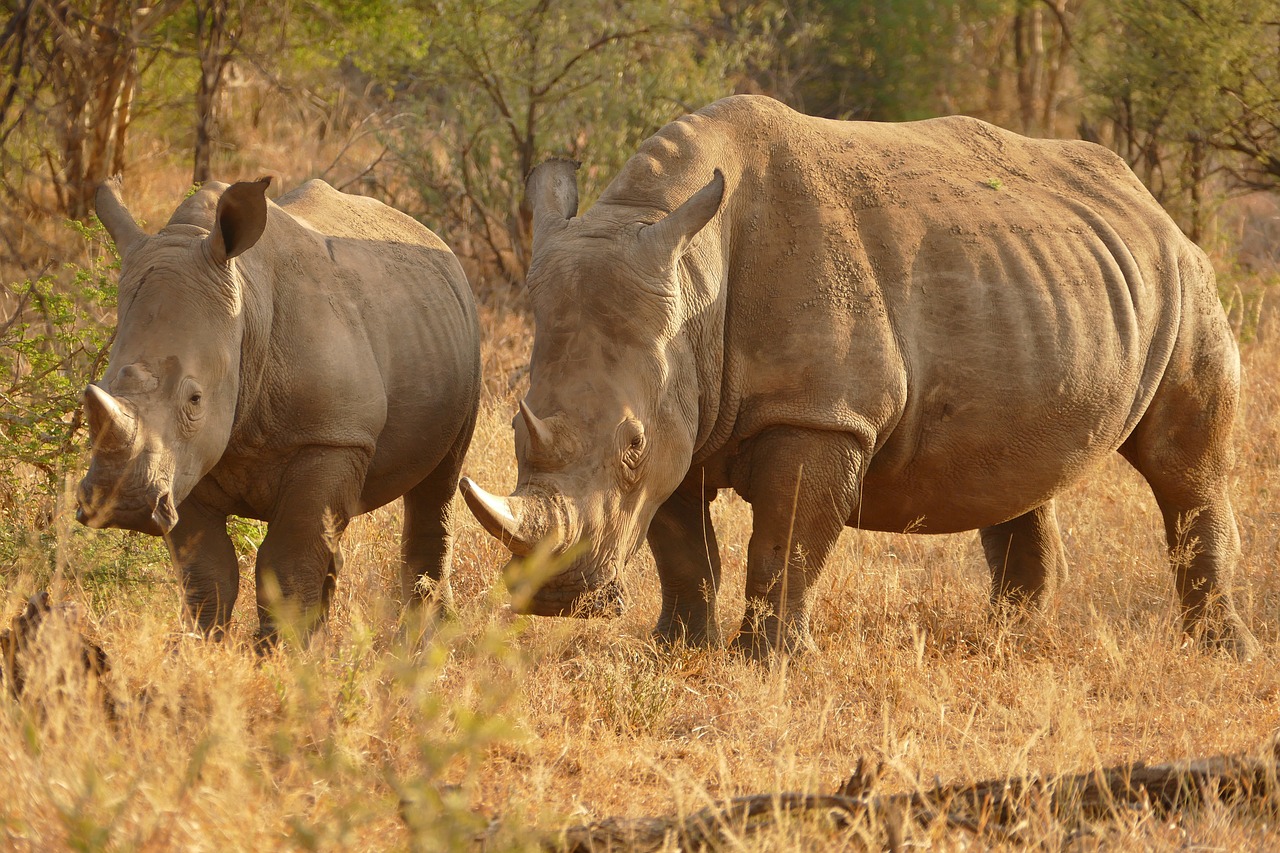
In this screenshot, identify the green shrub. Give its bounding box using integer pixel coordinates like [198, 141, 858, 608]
[1, 218, 119, 585]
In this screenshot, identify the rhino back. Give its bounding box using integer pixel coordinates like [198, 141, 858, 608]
[222, 181, 478, 515]
[607, 96, 1222, 533]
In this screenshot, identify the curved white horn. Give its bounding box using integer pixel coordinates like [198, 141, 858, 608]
[459, 478, 545, 556]
[84, 384, 137, 450]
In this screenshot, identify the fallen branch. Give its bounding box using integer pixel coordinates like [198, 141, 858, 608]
[554, 740, 1280, 851]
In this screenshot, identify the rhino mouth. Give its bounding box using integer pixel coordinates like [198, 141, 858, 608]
[502, 541, 626, 618]
[75, 482, 178, 536]
[508, 561, 626, 618]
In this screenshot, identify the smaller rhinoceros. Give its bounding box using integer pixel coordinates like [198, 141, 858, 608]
[77, 177, 480, 644]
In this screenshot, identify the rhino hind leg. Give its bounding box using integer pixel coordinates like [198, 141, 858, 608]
[253, 447, 366, 647]
[165, 500, 238, 640]
[1119, 356, 1256, 658]
[647, 483, 722, 647]
[979, 500, 1067, 609]
[1123, 454, 1254, 657]
[400, 470, 461, 617]
[401, 415, 474, 621]
[731, 427, 864, 659]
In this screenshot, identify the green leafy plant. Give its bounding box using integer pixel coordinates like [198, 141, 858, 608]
[0, 218, 120, 583]
[1, 218, 117, 486]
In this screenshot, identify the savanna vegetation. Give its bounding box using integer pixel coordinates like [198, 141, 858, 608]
[3, 0, 1280, 848]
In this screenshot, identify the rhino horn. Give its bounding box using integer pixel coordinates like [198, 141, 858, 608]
[459, 478, 551, 557]
[95, 176, 146, 255]
[526, 158, 579, 240]
[83, 384, 137, 452]
[519, 399, 555, 460]
[640, 168, 725, 261]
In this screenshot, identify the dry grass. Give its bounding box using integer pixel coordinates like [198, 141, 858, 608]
[2, 316, 1279, 851]
[5, 106, 1280, 850]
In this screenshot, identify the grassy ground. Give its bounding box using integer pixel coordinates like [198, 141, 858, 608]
[2, 304, 1279, 851]
[3, 111, 1280, 849]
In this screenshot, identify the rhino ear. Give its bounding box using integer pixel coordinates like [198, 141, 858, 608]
[95, 176, 146, 255]
[640, 169, 724, 261]
[207, 176, 272, 264]
[526, 158, 579, 239]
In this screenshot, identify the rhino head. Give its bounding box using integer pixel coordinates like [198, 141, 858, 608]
[76, 176, 271, 536]
[462, 159, 724, 617]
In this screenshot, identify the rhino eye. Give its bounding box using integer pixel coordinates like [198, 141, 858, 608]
[181, 381, 206, 426]
[621, 428, 647, 471]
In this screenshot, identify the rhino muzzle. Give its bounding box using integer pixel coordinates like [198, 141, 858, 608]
[462, 477, 626, 618]
[508, 568, 626, 618]
[75, 479, 177, 536]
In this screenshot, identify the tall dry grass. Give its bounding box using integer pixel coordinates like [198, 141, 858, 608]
[3, 99, 1280, 850]
[2, 307, 1278, 850]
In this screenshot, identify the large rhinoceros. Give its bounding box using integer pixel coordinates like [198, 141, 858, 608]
[461, 94, 1254, 657]
[78, 176, 480, 643]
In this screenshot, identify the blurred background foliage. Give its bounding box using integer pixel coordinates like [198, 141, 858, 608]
[3, 0, 1280, 551]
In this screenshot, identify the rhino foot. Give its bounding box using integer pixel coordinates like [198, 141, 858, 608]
[1187, 607, 1259, 662]
[652, 618, 721, 650]
[729, 622, 816, 661]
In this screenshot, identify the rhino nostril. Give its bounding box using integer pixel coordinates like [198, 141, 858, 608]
[150, 491, 178, 534]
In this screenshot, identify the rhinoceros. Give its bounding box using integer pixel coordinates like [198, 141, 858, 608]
[461, 94, 1254, 657]
[77, 176, 480, 643]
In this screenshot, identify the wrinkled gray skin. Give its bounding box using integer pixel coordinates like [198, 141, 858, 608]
[462, 95, 1255, 657]
[78, 176, 480, 644]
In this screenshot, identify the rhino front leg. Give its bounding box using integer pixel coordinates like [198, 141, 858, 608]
[647, 479, 722, 648]
[164, 499, 237, 639]
[979, 500, 1067, 609]
[254, 447, 367, 646]
[732, 427, 864, 659]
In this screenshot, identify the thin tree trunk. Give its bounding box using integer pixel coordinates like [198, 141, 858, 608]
[193, 0, 229, 185]
[1188, 137, 1206, 242]
[110, 61, 136, 177]
[85, 0, 127, 192]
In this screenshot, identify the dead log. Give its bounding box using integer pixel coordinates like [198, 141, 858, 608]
[555, 740, 1280, 851]
[0, 591, 113, 714]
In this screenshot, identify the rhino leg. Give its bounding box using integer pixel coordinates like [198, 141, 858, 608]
[1121, 451, 1254, 656]
[647, 481, 721, 647]
[731, 427, 864, 659]
[164, 499, 238, 640]
[253, 447, 366, 646]
[979, 500, 1066, 609]
[1120, 353, 1256, 658]
[400, 438, 469, 616]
